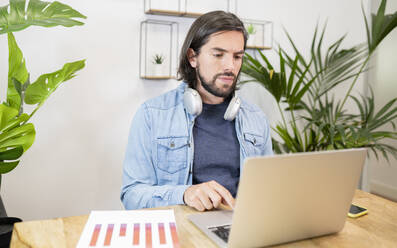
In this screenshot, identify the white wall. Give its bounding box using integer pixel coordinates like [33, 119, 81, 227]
[0, 0, 370, 221]
[368, 0, 397, 201]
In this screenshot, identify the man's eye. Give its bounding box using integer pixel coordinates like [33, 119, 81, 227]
[234, 55, 242, 60]
[214, 54, 223, 57]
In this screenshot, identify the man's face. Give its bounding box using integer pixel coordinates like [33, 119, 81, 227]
[189, 31, 245, 98]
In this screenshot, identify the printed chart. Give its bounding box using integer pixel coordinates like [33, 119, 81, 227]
[76, 210, 180, 248]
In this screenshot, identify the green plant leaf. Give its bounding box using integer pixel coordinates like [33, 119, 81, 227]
[0, 146, 23, 160]
[1, 113, 29, 133]
[310, 22, 321, 79]
[316, 22, 327, 75]
[24, 60, 85, 105]
[0, 0, 86, 34]
[372, 98, 397, 122]
[0, 104, 35, 151]
[291, 72, 318, 107]
[283, 27, 310, 70]
[7, 32, 29, 111]
[0, 103, 18, 131]
[257, 49, 274, 70]
[244, 14, 397, 160]
[365, 0, 397, 53]
[0, 104, 35, 174]
[362, 3, 372, 53]
[242, 53, 285, 103]
[0, 161, 19, 174]
[245, 52, 264, 69]
[287, 56, 299, 96]
[0, 122, 35, 151]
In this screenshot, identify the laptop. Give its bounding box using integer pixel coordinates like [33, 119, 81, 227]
[188, 148, 367, 248]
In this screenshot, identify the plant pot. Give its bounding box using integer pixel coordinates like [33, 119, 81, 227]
[0, 196, 5, 218]
[0, 193, 22, 247]
[358, 159, 369, 191]
[254, 33, 263, 47]
[247, 35, 255, 47]
[0, 217, 22, 247]
[150, 64, 167, 77]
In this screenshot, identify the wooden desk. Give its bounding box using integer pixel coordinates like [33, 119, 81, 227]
[10, 190, 397, 247]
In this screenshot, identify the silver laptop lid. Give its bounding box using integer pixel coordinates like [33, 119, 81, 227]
[228, 148, 367, 248]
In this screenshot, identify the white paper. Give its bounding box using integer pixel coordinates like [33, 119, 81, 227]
[76, 210, 180, 248]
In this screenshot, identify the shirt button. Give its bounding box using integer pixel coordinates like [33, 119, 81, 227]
[170, 142, 175, 148]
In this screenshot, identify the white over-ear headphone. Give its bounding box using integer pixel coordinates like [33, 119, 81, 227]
[183, 88, 241, 121]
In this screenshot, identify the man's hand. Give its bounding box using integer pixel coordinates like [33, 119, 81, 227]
[183, 180, 235, 211]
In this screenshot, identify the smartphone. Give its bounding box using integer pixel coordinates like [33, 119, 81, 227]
[348, 204, 368, 218]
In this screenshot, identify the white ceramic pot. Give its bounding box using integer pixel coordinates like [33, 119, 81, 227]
[254, 33, 263, 47]
[247, 35, 255, 47]
[150, 64, 166, 77]
[358, 159, 369, 191]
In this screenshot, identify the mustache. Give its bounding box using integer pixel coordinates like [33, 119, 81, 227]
[214, 72, 236, 79]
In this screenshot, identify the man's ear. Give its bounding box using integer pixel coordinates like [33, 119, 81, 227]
[187, 48, 197, 68]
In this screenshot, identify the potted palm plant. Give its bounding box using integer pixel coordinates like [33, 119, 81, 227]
[241, 0, 397, 161]
[0, 0, 86, 245]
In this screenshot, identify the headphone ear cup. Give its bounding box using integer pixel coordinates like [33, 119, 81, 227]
[183, 88, 203, 116]
[224, 96, 241, 121]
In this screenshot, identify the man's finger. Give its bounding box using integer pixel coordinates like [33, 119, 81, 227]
[221, 198, 235, 209]
[197, 188, 214, 210]
[193, 200, 205, 212]
[210, 181, 235, 209]
[207, 188, 222, 208]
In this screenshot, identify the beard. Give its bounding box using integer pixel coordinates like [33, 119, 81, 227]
[196, 64, 240, 98]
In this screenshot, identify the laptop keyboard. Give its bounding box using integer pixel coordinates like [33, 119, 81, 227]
[209, 224, 231, 243]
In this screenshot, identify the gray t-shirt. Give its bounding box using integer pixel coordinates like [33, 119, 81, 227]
[192, 99, 240, 197]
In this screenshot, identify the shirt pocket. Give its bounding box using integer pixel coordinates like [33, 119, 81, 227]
[156, 136, 189, 174]
[243, 132, 265, 156]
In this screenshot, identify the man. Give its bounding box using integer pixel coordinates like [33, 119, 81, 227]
[121, 11, 273, 211]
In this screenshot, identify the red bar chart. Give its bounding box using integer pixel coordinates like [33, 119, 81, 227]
[89, 224, 101, 246]
[104, 224, 114, 246]
[77, 210, 180, 248]
[170, 222, 180, 248]
[158, 223, 166, 245]
[120, 224, 127, 237]
[133, 223, 140, 245]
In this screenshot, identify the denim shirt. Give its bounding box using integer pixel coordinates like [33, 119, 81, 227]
[121, 83, 273, 210]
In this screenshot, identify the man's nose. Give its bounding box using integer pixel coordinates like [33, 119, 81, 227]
[223, 55, 235, 71]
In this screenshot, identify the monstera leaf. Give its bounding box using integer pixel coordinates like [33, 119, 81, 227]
[7, 32, 29, 112]
[0, 0, 86, 34]
[0, 0, 85, 176]
[6, 33, 86, 119]
[24, 60, 85, 106]
[0, 104, 35, 174]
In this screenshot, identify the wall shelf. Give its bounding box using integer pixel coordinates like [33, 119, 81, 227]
[141, 76, 176, 80]
[144, 0, 236, 18]
[139, 19, 179, 80]
[246, 46, 272, 50]
[243, 19, 273, 50]
[145, 9, 203, 18]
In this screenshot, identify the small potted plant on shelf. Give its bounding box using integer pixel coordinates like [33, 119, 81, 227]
[151, 54, 166, 77]
[246, 23, 257, 47]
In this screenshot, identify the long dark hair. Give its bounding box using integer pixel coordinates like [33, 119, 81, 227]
[177, 11, 247, 89]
